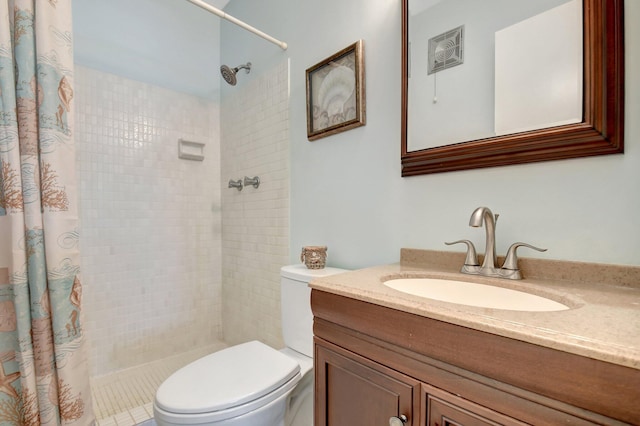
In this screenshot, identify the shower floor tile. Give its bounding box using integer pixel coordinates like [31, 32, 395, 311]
[91, 341, 227, 425]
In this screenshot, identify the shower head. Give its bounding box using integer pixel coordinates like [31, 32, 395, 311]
[220, 62, 252, 86]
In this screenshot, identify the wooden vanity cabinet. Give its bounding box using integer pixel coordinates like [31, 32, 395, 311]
[312, 290, 640, 426]
[315, 342, 420, 425]
[422, 384, 526, 426]
[315, 340, 524, 426]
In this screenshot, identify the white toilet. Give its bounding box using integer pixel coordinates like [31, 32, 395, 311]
[153, 264, 347, 426]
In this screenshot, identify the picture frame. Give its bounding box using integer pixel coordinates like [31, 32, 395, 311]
[306, 40, 365, 141]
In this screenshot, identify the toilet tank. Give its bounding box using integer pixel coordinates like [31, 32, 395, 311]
[280, 265, 347, 357]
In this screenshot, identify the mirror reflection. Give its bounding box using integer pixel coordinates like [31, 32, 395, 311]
[407, 0, 583, 151]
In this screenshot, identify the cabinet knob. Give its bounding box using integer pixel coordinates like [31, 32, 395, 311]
[389, 414, 408, 426]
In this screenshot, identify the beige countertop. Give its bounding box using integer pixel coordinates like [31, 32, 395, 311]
[309, 249, 640, 370]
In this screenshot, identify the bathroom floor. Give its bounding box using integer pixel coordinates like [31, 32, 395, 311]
[91, 341, 228, 426]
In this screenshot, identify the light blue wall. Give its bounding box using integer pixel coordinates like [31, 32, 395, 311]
[222, 0, 640, 269]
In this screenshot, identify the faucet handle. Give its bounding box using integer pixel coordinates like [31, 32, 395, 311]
[502, 242, 547, 270]
[445, 240, 479, 266]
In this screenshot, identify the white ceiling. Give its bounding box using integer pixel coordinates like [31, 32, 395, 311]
[73, 0, 232, 99]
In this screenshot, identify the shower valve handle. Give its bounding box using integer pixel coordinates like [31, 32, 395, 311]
[228, 179, 243, 191]
[244, 176, 260, 189]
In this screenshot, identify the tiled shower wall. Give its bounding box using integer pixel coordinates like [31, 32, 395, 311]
[221, 60, 290, 349]
[75, 66, 223, 376]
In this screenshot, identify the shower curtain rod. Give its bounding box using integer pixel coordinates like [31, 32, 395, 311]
[184, 0, 288, 50]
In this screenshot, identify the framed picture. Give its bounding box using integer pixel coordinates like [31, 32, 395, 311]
[306, 40, 365, 141]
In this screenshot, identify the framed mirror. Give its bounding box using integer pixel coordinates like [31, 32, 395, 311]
[401, 0, 624, 176]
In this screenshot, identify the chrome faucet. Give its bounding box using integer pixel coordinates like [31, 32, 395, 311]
[446, 206, 547, 280]
[469, 206, 499, 274]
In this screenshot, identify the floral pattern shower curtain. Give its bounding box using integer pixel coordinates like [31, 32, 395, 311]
[0, 1, 94, 425]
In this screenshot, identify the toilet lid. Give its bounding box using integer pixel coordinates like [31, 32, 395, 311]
[155, 341, 301, 415]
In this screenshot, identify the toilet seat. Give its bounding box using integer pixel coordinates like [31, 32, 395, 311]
[154, 341, 301, 422]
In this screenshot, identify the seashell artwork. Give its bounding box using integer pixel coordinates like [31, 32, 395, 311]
[306, 40, 366, 141]
[315, 65, 356, 129]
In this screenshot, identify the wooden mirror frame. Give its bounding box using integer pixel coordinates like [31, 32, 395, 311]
[401, 0, 625, 176]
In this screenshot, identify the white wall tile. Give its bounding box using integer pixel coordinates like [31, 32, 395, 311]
[75, 66, 223, 375]
[221, 61, 290, 348]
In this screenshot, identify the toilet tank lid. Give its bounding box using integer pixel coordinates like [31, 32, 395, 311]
[281, 264, 348, 282]
[154, 341, 300, 415]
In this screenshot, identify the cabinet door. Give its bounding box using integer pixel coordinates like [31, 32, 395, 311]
[424, 385, 525, 426]
[315, 342, 419, 426]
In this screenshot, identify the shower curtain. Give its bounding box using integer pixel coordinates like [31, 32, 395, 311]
[0, 1, 94, 425]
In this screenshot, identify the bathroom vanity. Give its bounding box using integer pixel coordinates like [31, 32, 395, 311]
[310, 250, 640, 425]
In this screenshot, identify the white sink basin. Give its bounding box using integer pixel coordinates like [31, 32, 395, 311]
[383, 278, 569, 312]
